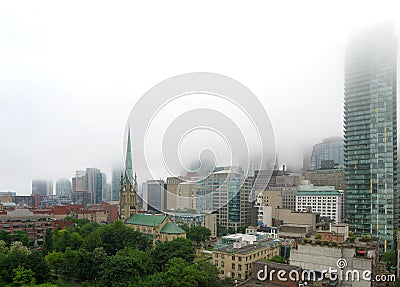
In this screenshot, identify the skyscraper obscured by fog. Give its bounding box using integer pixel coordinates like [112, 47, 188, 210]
[112, 169, 122, 201]
[142, 179, 166, 213]
[311, 137, 344, 170]
[32, 180, 53, 197]
[344, 24, 397, 251]
[55, 178, 72, 197]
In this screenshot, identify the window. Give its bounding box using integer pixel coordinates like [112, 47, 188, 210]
[232, 263, 235, 269]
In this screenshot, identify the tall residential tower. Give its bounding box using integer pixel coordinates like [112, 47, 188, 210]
[344, 24, 398, 251]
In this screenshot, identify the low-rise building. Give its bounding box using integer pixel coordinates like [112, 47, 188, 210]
[212, 234, 280, 283]
[273, 208, 320, 229]
[0, 209, 72, 245]
[295, 181, 344, 223]
[305, 168, 345, 191]
[290, 225, 379, 287]
[125, 213, 186, 244]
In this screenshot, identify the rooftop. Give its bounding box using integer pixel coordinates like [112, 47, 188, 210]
[125, 213, 166, 226]
[214, 239, 279, 255]
[160, 222, 185, 234]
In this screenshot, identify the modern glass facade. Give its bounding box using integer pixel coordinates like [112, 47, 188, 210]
[344, 25, 398, 252]
[204, 168, 253, 231]
[311, 137, 344, 170]
[55, 178, 72, 197]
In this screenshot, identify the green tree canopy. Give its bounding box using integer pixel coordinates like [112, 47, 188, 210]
[187, 226, 211, 246]
[152, 237, 195, 271]
[98, 221, 150, 255]
[45, 251, 66, 276]
[11, 266, 36, 287]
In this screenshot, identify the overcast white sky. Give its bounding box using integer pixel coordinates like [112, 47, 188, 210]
[1, 0, 400, 194]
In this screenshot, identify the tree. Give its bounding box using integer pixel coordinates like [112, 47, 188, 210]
[187, 226, 211, 246]
[267, 255, 286, 264]
[217, 225, 227, 237]
[10, 231, 30, 247]
[9, 241, 31, 256]
[78, 222, 100, 238]
[11, 266, 35, 287]
[0, 230, 11, 246]
[0, 240, 8, 255]
[42, 228, 53, 255]
[45, 251, 66, 276]
[236, 226, 247, 234]
[98, 255, 144, 287]
[99, 221, 150, 255]
[152, 238, 195, 271]
[382, 251, 396, 265]
[26, 251, 51, 284]
[64, 217, 90, 227]
[82, 230, 101, 251]
[92, 247, 107, 280]
[116, 247, 157, 275]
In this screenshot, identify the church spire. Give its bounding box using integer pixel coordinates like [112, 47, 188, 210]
[125, 126, 133, 180]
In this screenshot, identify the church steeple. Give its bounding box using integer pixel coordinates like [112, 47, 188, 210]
[119, 125, 139, 221]
[125, 126, 133, 180]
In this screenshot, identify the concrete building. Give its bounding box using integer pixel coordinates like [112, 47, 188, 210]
[273, 208, 319, 230]
[295, 181, 344, 223]
[212, 234, 280, 283]
[72, 170, 89, 206]
[166, 176, 182, 211]
[205, 168, 253, 231]
[305, 168, 345, 191]
[344, 24, 398, 252]
[142, 179, 167, 213]
[290, 227, 379, 287]
[32, 179, 53, 197]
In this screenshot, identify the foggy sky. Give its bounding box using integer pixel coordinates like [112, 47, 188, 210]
[1, 0, 400, 194]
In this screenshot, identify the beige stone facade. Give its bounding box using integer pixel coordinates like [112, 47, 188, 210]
[212, 241, 280, 282]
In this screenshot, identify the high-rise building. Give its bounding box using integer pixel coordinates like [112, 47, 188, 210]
[55, 178, 72, 197]
[205, 167, 253, 232]
[96, 172, 107, 204]
[142, 179, 167, 213]
[311, 137, 344, 170]
[86, 167, 101, 205]
[71, 170, 90, 206]
[111, 169, 122, 201]
[32, 180, 53, 197]
[344, 24, 398, 251]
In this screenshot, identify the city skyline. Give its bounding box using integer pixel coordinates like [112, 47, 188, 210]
[1, 1, 400, 194]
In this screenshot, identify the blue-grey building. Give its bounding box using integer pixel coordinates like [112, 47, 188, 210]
[311, 137, 344, 170]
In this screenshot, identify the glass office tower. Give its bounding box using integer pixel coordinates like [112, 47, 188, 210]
[344, 24, 398, 252]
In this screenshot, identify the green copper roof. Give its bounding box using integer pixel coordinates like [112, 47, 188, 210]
[125, 127, 133, 180]
[160, 222, 186, 234]
[125, 214, 166, 226]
